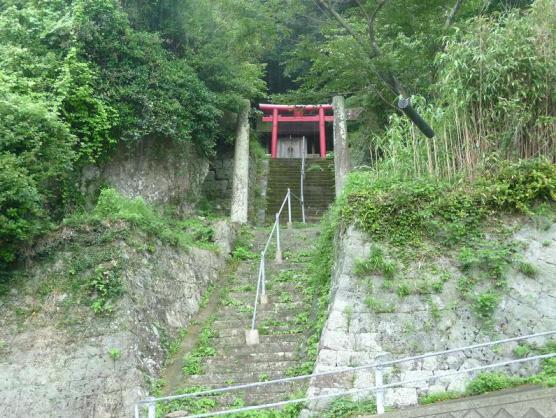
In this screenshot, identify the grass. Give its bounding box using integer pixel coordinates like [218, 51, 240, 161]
[182, 320, 217, 376]
[517, 261, 538, 278]
[65, 188, 217, 251]
[364, 296, 395, 314]
[322, 397, 376, 418]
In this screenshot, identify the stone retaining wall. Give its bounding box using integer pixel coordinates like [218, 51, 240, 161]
[304, 221, 556, 414]
[0, 222, 237, 418]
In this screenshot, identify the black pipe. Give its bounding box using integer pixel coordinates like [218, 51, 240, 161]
[397, 97, 435, 138]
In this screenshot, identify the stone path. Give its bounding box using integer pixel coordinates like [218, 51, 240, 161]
[161, 225, 320, 416]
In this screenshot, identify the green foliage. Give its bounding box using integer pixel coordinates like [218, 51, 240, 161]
[182, 322, 217, 376]
[232, 246, 258, 261]
[108, 348, 122, 361]
[0, 154, 47, 266]
[341, 160, 556, 248]
[0, 0, 281, 269]
[67, 188, 215, 250]
[88, 268, 123, 315]
[458, 242, 515, 283]
[513, 344, 533, 358]
[355, 246, 397, 279]
[322, 397, 376, 418]
[472, 292, 499, 319]
[465, 372, 523, 396]
[396, 283, 411, 298]
[419, 391, 462, 405]
[517, 261, 538, 278]
[364, 296, 395, 314]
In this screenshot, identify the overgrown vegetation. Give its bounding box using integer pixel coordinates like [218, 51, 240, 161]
[340, 159, 555, 322]
[0, 0, 286, 270]
[182, 319, 217, 376]
[65, 188, 216, 251]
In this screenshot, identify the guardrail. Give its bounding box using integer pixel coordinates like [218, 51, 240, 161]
[134, 330, 555, 417]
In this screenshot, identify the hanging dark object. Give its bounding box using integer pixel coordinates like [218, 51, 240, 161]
[397, 97, 435, 138]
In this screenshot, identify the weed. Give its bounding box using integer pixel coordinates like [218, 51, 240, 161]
[364, 296, 395, 313]
[285, 362, 315, 377]
[457, 276, 477, 295]
[516, 261, 538, 278]
[258, 373, 269, 382]
[88, 268, 123, 315]
[323, 397, 376, 417]
[182, 321, 217, 376]
[108, 348, 122, 361]
[472, 292, 499, 319]
[420, 391, 462, 405]
[513, 344, 532, 358]
[344, 306, 353, 329]
[279, 292, 293, 304]
[465, 372, 523, 396]
[542, 240, 551, 247]
[232, 246, 257, 260]
[429, 299, 441, 322]
[396, 283, 411, 298]
[355, 246, 397, 279]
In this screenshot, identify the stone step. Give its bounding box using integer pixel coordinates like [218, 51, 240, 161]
[212, 333, 304, 348]
[186, 371, 286, 386]
[217, 323, 305, 338]
[186, 381, 306, 395]
[203, 359, 299, 373]
[215, 389, 304, 407]
[211, 341, 301, 357]
[217, 307, 306, 321]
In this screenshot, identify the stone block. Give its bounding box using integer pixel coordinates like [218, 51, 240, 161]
[400, 370, 434, 389]
[385, 387, 418, 407]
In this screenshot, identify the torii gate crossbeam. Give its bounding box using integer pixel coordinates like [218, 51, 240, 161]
[259, 104, 334, 159]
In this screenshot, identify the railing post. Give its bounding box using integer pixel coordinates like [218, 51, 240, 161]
[275, 214, 282, 264]
[287, 188, 292, 228]
[147, 397, 156, 418]
[134, 404, 139, 418]
[375, 366, 385, 415]
[260, 255, 268, 305]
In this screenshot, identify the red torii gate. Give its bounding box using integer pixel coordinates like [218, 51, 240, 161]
[259, 104, 334, 159]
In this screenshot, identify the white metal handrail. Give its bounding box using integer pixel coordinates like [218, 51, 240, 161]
[249, 187, 305, 337]
[135, 330, 556, 417]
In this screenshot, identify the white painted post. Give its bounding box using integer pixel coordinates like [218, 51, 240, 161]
[147, 397, 156, 418]
[260, 255, 268, 305]
[134, 404, 139, 418]
[275, 214, 282, 264]
[287, 188, 292, 229]
[375, 367, 385, 415]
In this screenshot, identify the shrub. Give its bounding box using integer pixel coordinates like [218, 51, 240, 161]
[472, 292, 499, 319]
[0, 154, 47, 267]
[465, 372, 522, 396]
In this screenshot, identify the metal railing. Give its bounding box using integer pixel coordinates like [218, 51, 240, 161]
[249, 184, 305, 338]
[134, 330, 556, 417]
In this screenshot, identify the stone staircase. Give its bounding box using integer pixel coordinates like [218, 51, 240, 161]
[266, 159, 335, 223]
[162, 226, 320, 416]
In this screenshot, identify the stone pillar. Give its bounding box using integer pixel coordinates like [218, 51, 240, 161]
[333, 96, 351, 196]
[230, 100, 250, 223]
